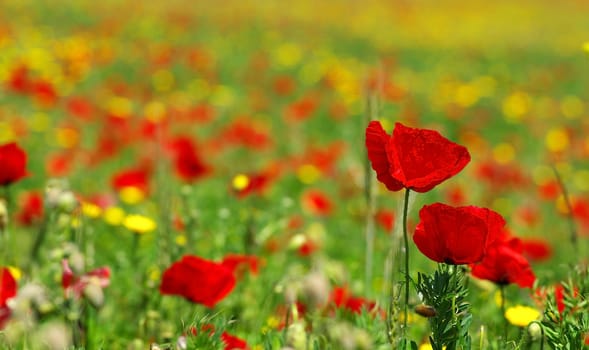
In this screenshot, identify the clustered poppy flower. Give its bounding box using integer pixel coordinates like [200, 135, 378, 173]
[0, 268, 17, 329]
[413, 203, 504, 265]
[0, 142, 28, 186]
[160, 255, 236, 308]
[330, 286, 377, 315]
[365, 121, 470, 192]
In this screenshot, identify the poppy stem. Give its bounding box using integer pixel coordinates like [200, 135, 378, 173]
[363, 92, 378, 297]
[402, 188, 411, 335]
[550, 165, 579, 260]
[500, 285, 507, 341]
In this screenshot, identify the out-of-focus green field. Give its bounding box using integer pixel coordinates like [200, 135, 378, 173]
[1, 0, 589, 349]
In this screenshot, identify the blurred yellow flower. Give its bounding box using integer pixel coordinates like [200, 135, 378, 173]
[82, 202, 102, 218]
[104, 206, 125, 226]
[119, 186, 145, 204]
[123, 214, 157, 234]
[7, 266, 22, 281]
[175, 234, 187, 246]
[297, 164, 321, 184]
[492, 143, 515, 165]
[545, 127, 569, 152]
[504, 305, 541, 327]
[232, 174, 250, 191]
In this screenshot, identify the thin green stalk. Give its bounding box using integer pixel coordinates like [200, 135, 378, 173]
[402, 188, 411, 335]
[363, 93, 378, 297]
[500, 285, 507, 341]
[550, 165, 578, 259]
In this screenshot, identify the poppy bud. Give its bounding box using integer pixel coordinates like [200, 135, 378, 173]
[528, 322, 543, 341]
[83, 282, 105, 308]
[301, 272, 330, 310]
[415, 304, 437, 318]
[35, 322, 71, 350]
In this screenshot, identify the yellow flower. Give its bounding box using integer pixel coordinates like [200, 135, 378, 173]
[119, 186, 145, 204]
[7, 266, 22, 281]
[232, 174, 250, 191]
[505, 305, 541, 327]
[123, 214, 156, 234]
[103, 206, 125, 226]
[81, 202, 102, 218]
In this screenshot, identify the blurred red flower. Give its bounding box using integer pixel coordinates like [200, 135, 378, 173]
[365, 121, 470, 193]
[111, 166, 151, 194]
[66, 96, 94, 120]
[221, 254, 260, 277]
[0, 142, 28, 186]
[0, 268, 17, 329]
[15, 191, 44, 226]
[31, 79, 58, 107]
[231, 172, 273, 198]
[301, 189, 333, 217]
[413, 203, 504, 264]
[331, 286, 377, 315]
[187, 325, 248, 350]
[520, 238, 552, 261]
[6, 65, 30, 94]
[375, 209, 395, 232]
[221, 331, 249, 350]
[160, 255, 236, 308]
[471, 238, 536, 288]
[168, 136, 210, 182]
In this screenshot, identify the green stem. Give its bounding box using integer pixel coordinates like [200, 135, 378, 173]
[500, 285, 507, 341]
[402, 188, 411, 335]
[550, 165, 578, 260]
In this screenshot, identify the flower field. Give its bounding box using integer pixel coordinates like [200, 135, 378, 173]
[1, 0, 589, 349]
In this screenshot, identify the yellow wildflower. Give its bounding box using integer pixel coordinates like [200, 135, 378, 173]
[123, 214, 156, 234]
[104, 206, 125, 226]
[505, 305, 541, 327]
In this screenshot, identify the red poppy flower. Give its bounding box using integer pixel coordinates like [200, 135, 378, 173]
[365, 121, 470, 192]
[15, 191, 44, 226]
[331, 286, 377, 315]
[6, 64, 30, 94]
[221, 254, 260, 277]
[66, 96, 94, 120]
[231, 172, 272, 198]
[375, 209, 395, 232]
[221, 331, 248, 350]
[413, 203, 504, 264]
[471, 239, 536, 288]
[301, 189, 333, 216]
[111, 166, 150, 194]
[0, 268, 17, 329]
[160, 255, 236, 308]
[520, 238, 552, 261]
[187, 325, 248, 350]
[167, 136, 209, 182]
[0, 142, 28, 186]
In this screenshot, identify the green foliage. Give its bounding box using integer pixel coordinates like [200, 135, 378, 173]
[416, 264, 472, 350]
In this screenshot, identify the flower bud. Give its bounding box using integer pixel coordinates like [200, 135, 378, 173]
[286, 322, 307, 350]
[83, 282, 105, 308]
[528, 322, 543, 341]
[0, 199, 8, 231]
[36, 322, 72, 350]
[127, 338, 145, 350]
[301, 271, 330, 310]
